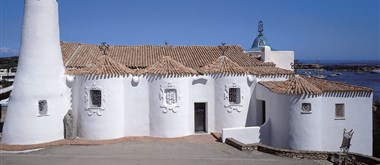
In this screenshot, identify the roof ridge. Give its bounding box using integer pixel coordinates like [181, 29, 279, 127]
[82, 55, 135, 76]
[198, 56, 247, 74]
[287, 75, 322, 95]
[139, 56, 197, 75]
[61, 41, 242, 47]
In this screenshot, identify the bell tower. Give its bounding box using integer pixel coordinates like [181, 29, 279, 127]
[245, 21, 294, 71]
[2, 0, 69, 144]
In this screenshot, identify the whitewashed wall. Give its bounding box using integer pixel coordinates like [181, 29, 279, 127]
[247, 76, 289, 127]
[214, 74, 251, 132]
[221, 119, 271, 144]
[3, 95, 69, 144]
[148, 75, 193, 137]
[70, 75, 80, 136]
[222, 127, 260, 143]
[255, 84, 290, 148]
[2, 0, 69, 144]
[77, 76, 125, 140]
[248, 46, 294, 71]
[319, 93, 373, 155]
[265, 51, 294, 71]
[256, 76, 289, 82]
[124, 76, 150, 136]
[256, 83, 373, 155]
[288, 95, 322, 151]
[190, 75, 215, 133]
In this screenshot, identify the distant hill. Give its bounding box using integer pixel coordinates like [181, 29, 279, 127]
[0, 56, 18, 69]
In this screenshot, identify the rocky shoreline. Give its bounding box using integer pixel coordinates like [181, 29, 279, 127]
[323, 65, 380, 72]
[294, 63, 380, 72]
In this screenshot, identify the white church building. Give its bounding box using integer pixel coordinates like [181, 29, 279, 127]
[2, 0, 373, 156]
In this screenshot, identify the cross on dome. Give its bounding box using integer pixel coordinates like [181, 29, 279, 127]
[258, 21, 264, 35]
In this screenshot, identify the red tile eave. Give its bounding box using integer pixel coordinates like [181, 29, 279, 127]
[259, 75, 372, 95]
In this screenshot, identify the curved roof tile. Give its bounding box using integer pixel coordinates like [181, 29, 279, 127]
[60, 42, 274, 70]
[138, 56, 197, 75]
[259, 75, 372, 95]
[260, 75, 322, 95]
[81, 55, 135, 76]
[198, 56, 248, 75]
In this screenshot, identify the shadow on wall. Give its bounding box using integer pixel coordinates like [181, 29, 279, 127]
[259, 119, 271, 145]
[0, 122, 3, 133]
[0, 106, 5, 134]
[322, 92, 372, 98]
[84, 74, 129, 80]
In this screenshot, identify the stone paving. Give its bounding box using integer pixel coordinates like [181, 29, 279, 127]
[0, 134, 217, 151]
[0, 134, 330, 165]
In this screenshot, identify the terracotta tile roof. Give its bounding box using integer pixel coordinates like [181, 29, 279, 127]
[60, 42, 273, 70]
[302, 76, 372, 93]
[259, 75, 372, 95]
[197, 56, 248, 75]
[259, 75, 322, 95]
[138, 56, 197, 75]
[60, 42, 80, 65]
[79, 55, 135, 76]
[245, 66, 294, 77]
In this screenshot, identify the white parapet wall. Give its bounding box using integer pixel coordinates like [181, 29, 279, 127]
[221, 119, 271, 144]
[222, 127, 260, 143]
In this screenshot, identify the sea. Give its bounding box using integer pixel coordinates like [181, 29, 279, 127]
[297, 60, 380, 101]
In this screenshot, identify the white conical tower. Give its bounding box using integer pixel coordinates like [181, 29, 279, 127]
[2, 0, 69, 144]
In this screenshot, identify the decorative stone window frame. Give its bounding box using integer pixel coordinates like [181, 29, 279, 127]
[159, 82, 180, 113]
[224, 82, 244, 113]
[38, 100, 49, 117]
[335, 103, 345, 120]
[301, 103, 312, 114]
[84, 82, 105, 116]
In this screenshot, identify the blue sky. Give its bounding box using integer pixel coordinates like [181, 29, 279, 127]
[1, 0, 379, 61]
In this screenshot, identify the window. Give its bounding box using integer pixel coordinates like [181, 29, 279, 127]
[229, 88, 241, 104]
[301, 103, 312, 114]
[90, 90, 102, 108]
[335, 104, 345, 119]
[38, 100, 48, 116]
[165, 89, 177, 105]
